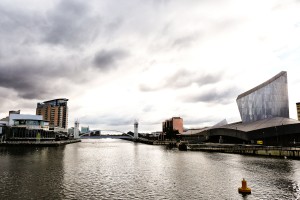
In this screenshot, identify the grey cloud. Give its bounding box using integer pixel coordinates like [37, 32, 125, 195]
[43, 0, 100, 47]
[183, 87, 241, 104]
[0, 59, 79, 99]
[140, 69, 223, 92]
[0, 0, 119, 101]
[93, 49, 128, 71]
[165, 70, 222, 88]
[0, 6, 45, 49]
[149, 16, 242, 53]
[172, 34, 199, 48]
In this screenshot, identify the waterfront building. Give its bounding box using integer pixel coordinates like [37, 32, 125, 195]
[297, 102, 300, 121]
[0, 117, 9, 126]
[151, 131, 163, 137]
[180, 71, 300, 146]
[2, 113, 54, 141]
[68, 127, 74, 135]
[81, 126, 89, 134]
[0, 110, 49, 130]
[36, 98, 68, 132]
[163, 117, 183, 134]
[236, 71, 289, 123]
[9, 113, 49, 130]
[9, 110, 20, 115]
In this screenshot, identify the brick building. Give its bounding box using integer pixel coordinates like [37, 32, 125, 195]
[162, 117, 183, 134]
[36, 98, 68, 131]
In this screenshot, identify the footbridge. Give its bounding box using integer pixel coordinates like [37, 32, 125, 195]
[80, 130, 133, 139]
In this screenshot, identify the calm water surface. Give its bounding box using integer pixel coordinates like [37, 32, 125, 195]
[1, 139, 300, 199]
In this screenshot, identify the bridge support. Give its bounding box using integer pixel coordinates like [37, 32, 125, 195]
[134, 121, 138, 139]
[74, 120, 80, 139]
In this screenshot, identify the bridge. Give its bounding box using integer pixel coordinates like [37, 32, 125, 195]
[80, 130, 134, 139]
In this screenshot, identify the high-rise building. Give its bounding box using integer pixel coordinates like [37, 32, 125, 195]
[297, 103, 300, 121]
[162, 117, 183, 134]
[236, 71, 289, 123]
[36, 98, 68, 131]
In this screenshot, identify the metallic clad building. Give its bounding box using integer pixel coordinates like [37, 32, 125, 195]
[236, 71, 289, 123]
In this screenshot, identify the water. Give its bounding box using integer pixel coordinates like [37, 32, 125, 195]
[1, 139, 300, 200]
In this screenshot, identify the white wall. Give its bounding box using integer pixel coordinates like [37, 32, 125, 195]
[9, 114, 43, 126]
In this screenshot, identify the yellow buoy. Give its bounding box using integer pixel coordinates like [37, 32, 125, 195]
[238, 178, 251, 194]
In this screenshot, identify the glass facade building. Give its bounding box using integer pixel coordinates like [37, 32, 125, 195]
[236, 71, 289, 123]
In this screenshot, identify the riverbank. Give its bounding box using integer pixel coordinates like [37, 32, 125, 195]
[188, 143, 300, 159]
[0, 139, 81, 147]
[121, 137, 178, 145]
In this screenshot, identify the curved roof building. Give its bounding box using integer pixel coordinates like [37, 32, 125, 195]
[181, 71, 300, 146]
[236, 71, 289, 123]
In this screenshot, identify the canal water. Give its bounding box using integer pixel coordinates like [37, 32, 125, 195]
[0, 139, 300, 200]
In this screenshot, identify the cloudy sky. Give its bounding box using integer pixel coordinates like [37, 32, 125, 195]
[1, 0, 300, 132]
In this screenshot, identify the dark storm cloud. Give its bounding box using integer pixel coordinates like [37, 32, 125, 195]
[0, 60, 78, 99]
[93, 49, 128, 71]
[183, 87, 241, 104]
[0, 6, 45, 48]
[0, 0, 129, 103]
[43, 0, 100, 47]
[139, 70, 222, 92]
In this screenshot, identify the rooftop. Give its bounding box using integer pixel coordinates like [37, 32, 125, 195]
[181, 117, 300, 135]
[43, 98, 68, 103]
[236, 71, 287, 100]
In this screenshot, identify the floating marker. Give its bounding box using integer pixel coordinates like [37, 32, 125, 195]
[238, 178, 251, 195]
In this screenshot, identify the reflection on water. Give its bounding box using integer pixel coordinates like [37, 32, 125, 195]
[0, 146, 65, 199]
[1, 139, 300, 199]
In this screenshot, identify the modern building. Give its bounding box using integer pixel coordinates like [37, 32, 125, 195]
[181, 71, 300, 146]
[297, 102, 300, 121]
[9, 113, 49, 130]
[0, 110, 49, 130]
[1, 110, 54, 141]
[236, 71, 289, 123]
[36, 98, 68, 132]
[81, 126, 89, 134]
[9, 110, 20, 115]
[163, 117, 183, 134]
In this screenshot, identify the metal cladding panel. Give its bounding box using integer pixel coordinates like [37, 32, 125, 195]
[236, 72, 289, 123]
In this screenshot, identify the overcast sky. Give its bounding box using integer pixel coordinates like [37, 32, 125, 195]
[1, 0, 300, 132]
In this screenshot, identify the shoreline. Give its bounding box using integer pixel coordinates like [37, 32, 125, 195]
[188, 143, 300, 159]
[0, 139, 81, 147]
